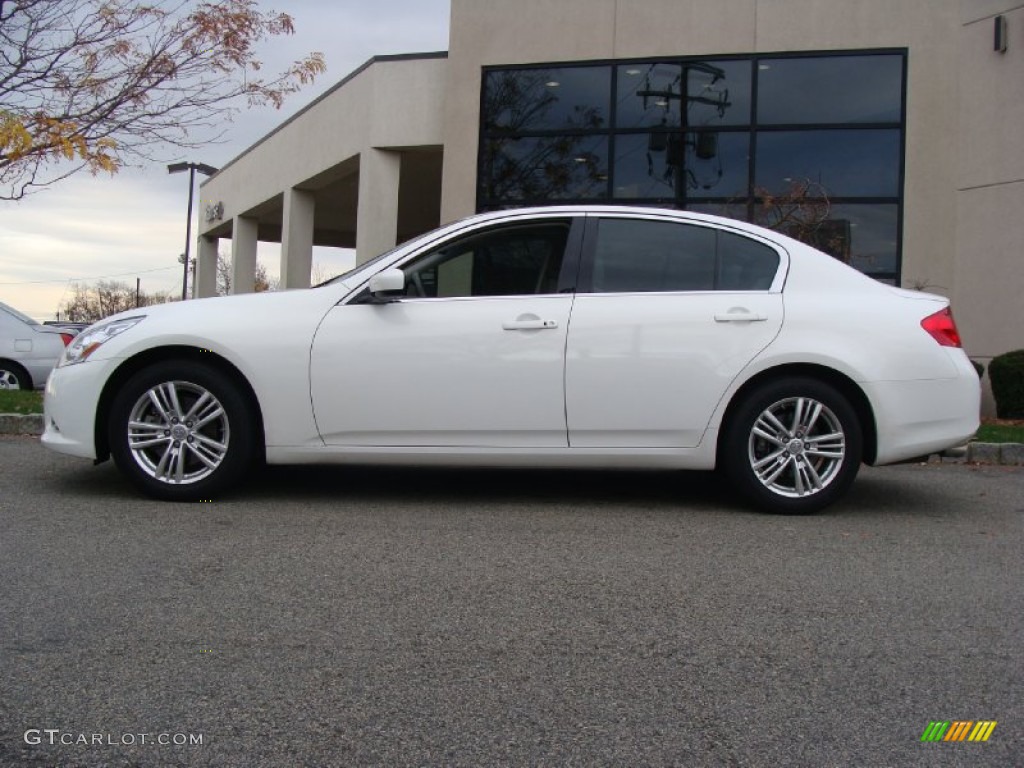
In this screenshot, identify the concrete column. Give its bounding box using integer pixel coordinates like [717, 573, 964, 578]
[356, 149, 401, 265]
[195, 235, 218, 298]
[281, 187, 315, 290]
[231, 216, 258, 294]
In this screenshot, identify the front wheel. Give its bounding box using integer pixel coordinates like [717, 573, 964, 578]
[721, 378, 863, 514]
[108, 361, 256, 501]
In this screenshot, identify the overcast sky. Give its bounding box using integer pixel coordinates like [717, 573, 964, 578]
[0, 0, 451, 320]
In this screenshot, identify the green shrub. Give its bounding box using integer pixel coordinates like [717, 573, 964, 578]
[989, 349, 1024, 418]
[971, 360, 985, 378]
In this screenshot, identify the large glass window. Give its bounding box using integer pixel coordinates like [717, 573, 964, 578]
[613, 131, 749, 200]
[756, 55, 903, 125]
[754, 129, 901, 198]
[479, 50, 906, 282]
[483, 67, 611, 133]
[481, 135, 609, 202]
[615, 60, 752, 129]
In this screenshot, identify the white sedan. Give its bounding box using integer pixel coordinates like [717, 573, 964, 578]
[1, 301, 74, 389]
[41, 207, 980, 513]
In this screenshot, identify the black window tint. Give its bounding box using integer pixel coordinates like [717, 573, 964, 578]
[403, 222, 571, 298]
[756, 55, 903, 125]
[615, 60, 751, 129]
[716, 231, 779, 290]
[481, 135, 609, 201]
[613, 131, 750, 201]
[755, 129, 901, 198]
[593, 219, 716, 293]
[483, 67, 611, 132]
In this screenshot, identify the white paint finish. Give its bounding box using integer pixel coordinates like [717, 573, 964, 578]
[566, 292, 783, 447]
[41, 207, 981, 487]
[310, 296, 573, 447]
[43, 358, 108, 457]
[0, 303, 67, 388]
[356, 149, 402, 264]
[230, 216, 258, 294]
[195, 236, 219, 298]
[281, 188, 315, 290]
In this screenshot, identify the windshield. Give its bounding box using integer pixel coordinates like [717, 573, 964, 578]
[0, 301, 39, 325]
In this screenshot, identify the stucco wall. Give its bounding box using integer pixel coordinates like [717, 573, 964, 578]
[955, 3, 1024, 359]
[199, 54, 447, 235]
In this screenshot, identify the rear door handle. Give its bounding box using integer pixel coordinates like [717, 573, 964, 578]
[714, 310, 767, 323]
[502, 318, 559, 331]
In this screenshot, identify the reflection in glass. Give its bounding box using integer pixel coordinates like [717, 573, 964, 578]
[755, 130, 901, 198]
[751, 192, 897, 274]
[478, 54, 904, 282]
[481, 135, 609, 201]
[615, 60, 751, 129]
[483, 67, 611, 133]
[757, 55, 903, 125]
[685, 202, 749, 222]
[826, 204, 899, 275]
[614, 131, 749, 200]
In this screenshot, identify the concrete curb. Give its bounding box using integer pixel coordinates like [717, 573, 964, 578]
[0, 413, 44, 436]
[0, 414, 1021, 463]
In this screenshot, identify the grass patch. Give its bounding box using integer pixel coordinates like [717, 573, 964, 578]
[0, 389, 43, 414]
[976, 421, 1024, 444]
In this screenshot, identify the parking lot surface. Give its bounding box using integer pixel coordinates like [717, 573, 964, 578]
[1, 436, 1021, 767]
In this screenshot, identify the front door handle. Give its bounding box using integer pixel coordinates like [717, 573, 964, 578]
[714, 310, 768, 323]
[502, 318, 559, 331]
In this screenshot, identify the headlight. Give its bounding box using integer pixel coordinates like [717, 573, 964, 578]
[59, 316, 145, 366]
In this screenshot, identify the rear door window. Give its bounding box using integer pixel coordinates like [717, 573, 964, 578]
[588, 218, 779, 293]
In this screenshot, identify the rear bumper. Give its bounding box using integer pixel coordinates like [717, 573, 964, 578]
[865, 357, 980, 465]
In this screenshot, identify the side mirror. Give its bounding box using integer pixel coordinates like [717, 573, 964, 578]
[366, 268, 405, 303]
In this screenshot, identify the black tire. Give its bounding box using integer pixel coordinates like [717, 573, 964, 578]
[0, 362, 31, 390]
[721, 377, 863, 514]
[108, 360, 256, 501]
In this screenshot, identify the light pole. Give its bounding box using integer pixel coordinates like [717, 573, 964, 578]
[168, 161, 218, 300]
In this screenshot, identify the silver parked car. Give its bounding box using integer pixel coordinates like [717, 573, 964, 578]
[0, 301, 74, 390]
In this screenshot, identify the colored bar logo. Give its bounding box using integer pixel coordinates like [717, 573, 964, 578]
[921, 721, 997, 742]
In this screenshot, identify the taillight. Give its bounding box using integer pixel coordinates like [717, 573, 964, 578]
[921, 307, 962, 348]
[59, 333, 74, 347]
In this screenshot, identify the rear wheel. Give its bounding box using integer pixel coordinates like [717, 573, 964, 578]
[108, 361, 256, 501]
[0, 362, 30, 390]
[722, 377, 863, 514]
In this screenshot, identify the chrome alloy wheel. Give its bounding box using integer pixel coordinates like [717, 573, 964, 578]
[0, 369, 22, 389]
[126, 381, 230, 484]
[747, 396, 846, 498]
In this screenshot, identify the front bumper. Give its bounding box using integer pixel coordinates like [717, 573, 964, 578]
[40, 359, 113, 460]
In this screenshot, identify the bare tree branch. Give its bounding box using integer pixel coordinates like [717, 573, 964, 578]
[0, 0, 325, 199]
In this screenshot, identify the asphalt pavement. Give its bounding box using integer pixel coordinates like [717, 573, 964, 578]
[1, 436, 1021, 767]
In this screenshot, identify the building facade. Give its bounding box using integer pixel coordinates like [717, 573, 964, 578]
[198, 0, 1023, 388]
